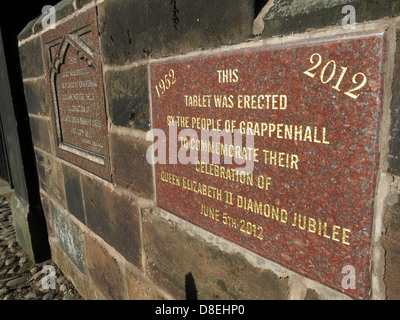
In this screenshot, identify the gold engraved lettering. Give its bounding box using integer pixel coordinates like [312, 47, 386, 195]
[214, 95, 234, 108]
[304, 52, 368, 99]
[237, 94, 287, 110]
[160, 171, 181, 186]
[222, 212, 237, 228]
[298, 214, 307, 230]
[224, 191, 234, 205]
[345, 72, 368, 99]
[262, 150, 299, 170]
[239, 218, 264, 240]
[256, 175, 272, 190]
[237, 195, 287, 224]
[182, 176, 222, 201]
[303, 53, 322, 78]
[184, 95, 212, 107]
[217, 69, 239, 83]
[308, 217, 317, 233]
[191, 117, 222, 131]
[155, 69, 176, 98]
[200, 204, 220, 222]
[195, 161, 255, 186]
[332, 225, 341, 242]
[291, 212, 352, 245]
[176, 116, 189, 128]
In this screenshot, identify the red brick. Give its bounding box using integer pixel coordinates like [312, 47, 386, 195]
[125, 266, 164, 300]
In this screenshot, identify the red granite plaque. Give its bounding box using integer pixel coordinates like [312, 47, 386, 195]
[151, 31, 386, 299]
[42, 8, 111, 180]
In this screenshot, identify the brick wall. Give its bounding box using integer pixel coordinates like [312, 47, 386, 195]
[16, 0, 400, 300]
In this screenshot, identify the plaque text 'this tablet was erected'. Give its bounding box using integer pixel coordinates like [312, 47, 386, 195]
[151, 31, 386, 299]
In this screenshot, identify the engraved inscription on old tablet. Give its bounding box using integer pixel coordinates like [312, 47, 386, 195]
[42, 9, 111, 180]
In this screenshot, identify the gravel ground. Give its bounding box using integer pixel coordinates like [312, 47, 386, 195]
[0, 197, 83, 300]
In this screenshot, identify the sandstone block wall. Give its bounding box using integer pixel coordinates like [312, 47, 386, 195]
[16, 0, 400, 299]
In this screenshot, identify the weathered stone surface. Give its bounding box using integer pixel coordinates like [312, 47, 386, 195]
[388, 29, 400, 175]
[49, 237, 104, 300]
[10, 196, 35, 262]
[29, 116, 52, 154]
[82, 175, 142, 268]
[17, 18, 37, 41]
[35, 151, 65, 207]
[53, 0, 75, 22]
[50, 201, 87, 274]
[125, 267, 164, 300]
[85, 234, 125, 299]
[110, 133, 154, 199]
[23, 78, 50, 116]
[388, 157, 400, 176]
[304, 289, 320, 300]
[76, 0, 94, 10]
[40, 194, 53, 238]
[262, 0, 400, 38]
[143, 210, 289, 299]
[33, 0, 75, 34]
[98, 0, 255, 65]
[19, 36, 44, 78]
[383, 203, 400, 299]
[62, 164, 85, 224]
[105, 65, 150, 131]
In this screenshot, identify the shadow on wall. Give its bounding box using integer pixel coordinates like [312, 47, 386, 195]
[185, 272, 198, 300]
